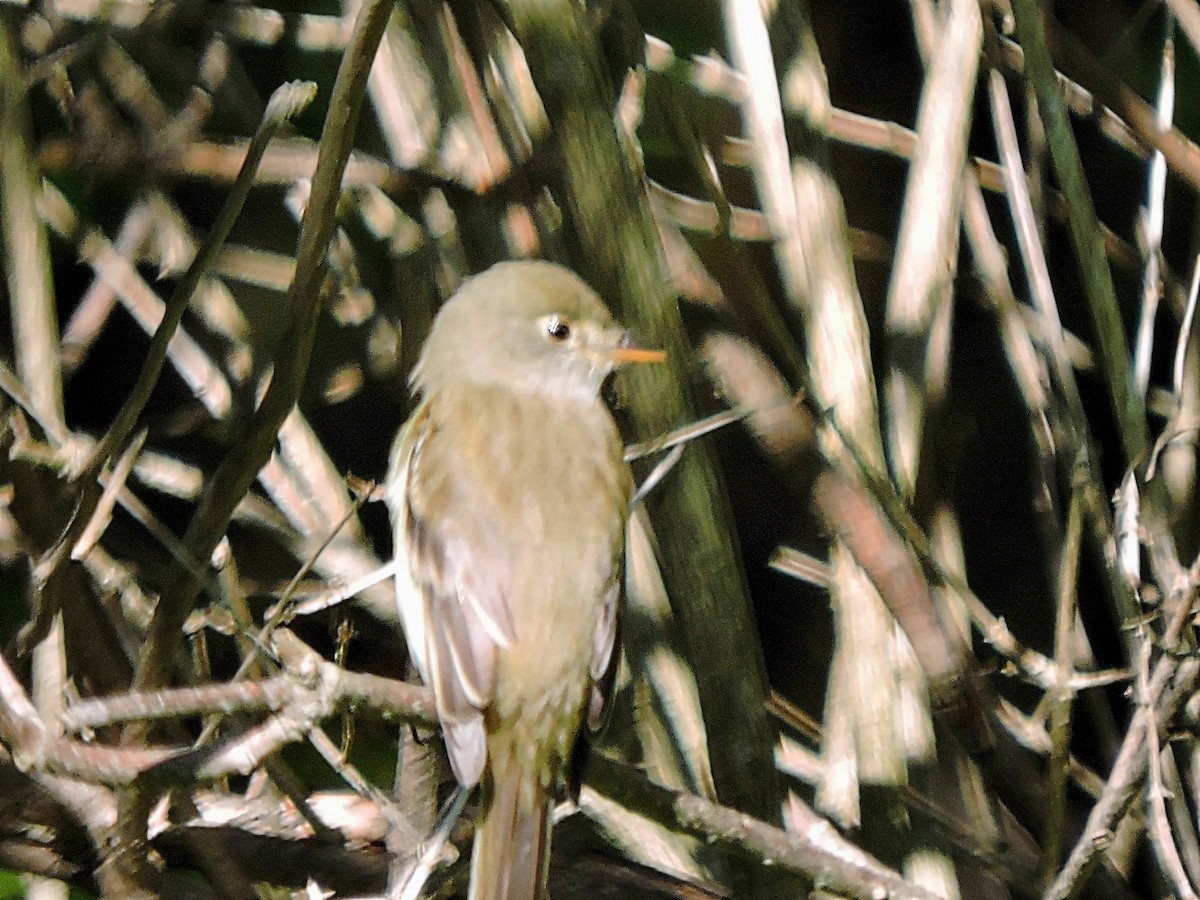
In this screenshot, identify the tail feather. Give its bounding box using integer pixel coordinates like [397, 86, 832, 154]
[468, 760, 552, 900]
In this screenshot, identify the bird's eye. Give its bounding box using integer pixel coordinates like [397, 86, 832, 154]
[546, 317, 571, 341]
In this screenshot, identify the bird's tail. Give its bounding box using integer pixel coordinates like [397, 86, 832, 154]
[468, 752, 552, 900]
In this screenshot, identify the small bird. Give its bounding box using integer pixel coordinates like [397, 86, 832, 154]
[386, 261, 664, 899]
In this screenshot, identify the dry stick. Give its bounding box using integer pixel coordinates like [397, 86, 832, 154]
[272, 617, 422, 857]
[396, 786, 469, 900]
[721, 0, 801, 300]
[0, 377, 213, 592]
[1142, 629, 1199, 899]
[86, 80, 316, 479]
[0, 23, 64, 431]
[27, 609, 69, 899]
[818, 105, 1178, 307]
[1007, 31, 1192, 570]
[1042, 482, 1083, 884]
[987, 71, 1078, 419]
[624, 404, 773, 462]
[811, 470, 989, 750]
[358, 0, 436, 170]
[648, 179, 773, 242]
[643, 58, 812, 387]
[992, 36, 1144, 161]
[44, 613, 954, 900]
[132, 0, 392, 693]
[0, 651, 174, 785]
[180, 496, 391, 844]
[1157, 747, 1200, 891]
[37, 631, 432, 791]
[1036, 17, 1200, 196]
[0, 362, 69, 448]
[917, 13, 1089, 707]
[61, 659, 436, 735]
[64, 679, 297, 732]
[181, 523, 392, 845]
[1132, 33, 1173, 399]
[1046, 589, 1200, 899]
[260, 409, 396, 626]
[803, 456, 1121, 888]
[51, 685, 939, 897]
[995, 699, 1106, 798]
[107, 5, 395, 894]
[227, 670, 407, 851]
[843, 456, 1196, 899]
[721, 0, 886, 473]
[1172, 257, 1200, 405]
[768, 546, 830, 588]
[61, 199, 153, 372]
[772, 533, 1128, 697]
[775, 736, 1034, 891]
[69, 430, 145, 562]
[808, 401, 1134, 702]
[651, 31, 1168, 297]
[37, 135, 403, 192]
[33, 36, 1172, 306]
[726, 0, 906, 830]
[37, 184, 235, 422]
[53, 631, 941, 898]
[1146, 255, 1200, 480]
[100, 38, 171, 132]
[884, 0, 981, 498]
[1130, 31, 1198, 898]
[25, 80, 315, 614]
[304, 724, 423, 861]
[0, 35, 104, 810]
[584, 755, 942, 900]
[1050, 7, 1197, 589]
[891, 15, 1005, 879]
[187, 491, 375, 753]
[1168, 0, 1200, 62]
[988, 66, 1142, 653]
[960, 112, 1068, 590]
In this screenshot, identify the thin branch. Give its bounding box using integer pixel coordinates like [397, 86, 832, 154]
[132, 0, 397, 693]
[0, 22, 64, 431]
[1046, 590, 1200, 898]
[1010, 0, 1148, 466]
[884, 0, 981, 496]
[85, 80, 316, 476]
[584, 756, 942, 900]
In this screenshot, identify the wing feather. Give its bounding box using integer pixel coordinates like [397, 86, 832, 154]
[386, 400, 514, 786]
[385, 409, 432, 683]
[587, 573, 621, 732]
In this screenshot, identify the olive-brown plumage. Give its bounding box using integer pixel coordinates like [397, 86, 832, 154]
[386, 261, 661, 899]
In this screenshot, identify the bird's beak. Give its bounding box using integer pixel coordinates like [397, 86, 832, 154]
[606, 330, 667, 365]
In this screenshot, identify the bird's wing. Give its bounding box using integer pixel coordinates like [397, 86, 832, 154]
[386, 401, 515, 787]
[586, 570, 620, 732]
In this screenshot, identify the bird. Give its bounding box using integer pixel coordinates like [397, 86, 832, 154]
[385, 260, 664, 899]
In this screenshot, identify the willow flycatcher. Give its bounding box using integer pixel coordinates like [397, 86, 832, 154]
[386, 260, 664, 899]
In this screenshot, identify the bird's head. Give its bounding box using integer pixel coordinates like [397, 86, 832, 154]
[412, 261, 664, 401]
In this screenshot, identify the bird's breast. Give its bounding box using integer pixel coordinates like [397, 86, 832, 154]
[428, 385, 628, 767]
[436, 384, 628, 545]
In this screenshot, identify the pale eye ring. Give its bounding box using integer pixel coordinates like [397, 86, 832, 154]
[546, 317, 571, 341]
